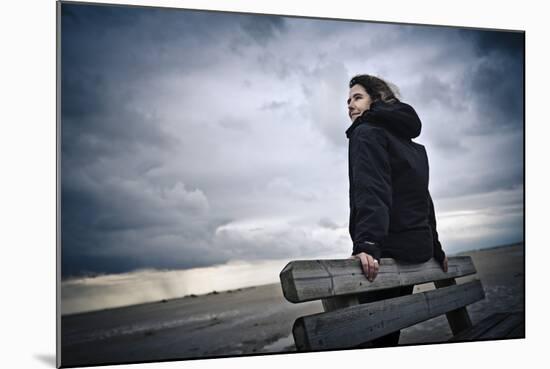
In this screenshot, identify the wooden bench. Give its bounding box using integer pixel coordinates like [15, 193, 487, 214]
[279, 256, 524, 351]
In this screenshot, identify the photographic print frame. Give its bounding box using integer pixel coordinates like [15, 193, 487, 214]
[55, 0, 527, 368]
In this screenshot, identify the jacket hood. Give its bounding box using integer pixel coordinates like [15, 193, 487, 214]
[346, 100, 422, 139]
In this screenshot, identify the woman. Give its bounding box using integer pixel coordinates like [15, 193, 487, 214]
[346, 74, 447, 347]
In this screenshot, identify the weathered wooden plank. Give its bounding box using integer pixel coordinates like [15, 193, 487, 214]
[434, 278, 473, 335]
[293, 280, 484, 351]
[449, 312, 508, 342]
[280, 256, 476, 303]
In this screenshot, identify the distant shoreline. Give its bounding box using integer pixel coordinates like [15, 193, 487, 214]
[61, 284, 269, 318]
[61, 241, 524, 316]
[453, 241, 523, 255]
[61, 240, 525, 282]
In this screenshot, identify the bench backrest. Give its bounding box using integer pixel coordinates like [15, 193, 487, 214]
[279, 256, 484, 351]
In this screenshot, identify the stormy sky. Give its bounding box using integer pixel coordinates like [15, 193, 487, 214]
[60, 3, 524, 278]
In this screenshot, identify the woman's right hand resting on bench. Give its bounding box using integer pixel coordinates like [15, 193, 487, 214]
[350, 252, 379, 282]
[350, 253, 447, 281]
[440, 256, 448, 273]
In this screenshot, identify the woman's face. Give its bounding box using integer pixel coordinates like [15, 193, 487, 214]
[347, 84, 373, 122]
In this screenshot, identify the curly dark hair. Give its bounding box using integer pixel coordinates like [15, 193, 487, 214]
[349, 74, 401, 104]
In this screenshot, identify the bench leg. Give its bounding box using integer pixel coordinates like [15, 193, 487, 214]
[435, 278, 473, 335]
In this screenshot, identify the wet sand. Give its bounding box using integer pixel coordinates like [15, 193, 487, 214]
[61, 243, 524, 367]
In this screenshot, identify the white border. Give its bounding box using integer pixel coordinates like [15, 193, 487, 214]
[2, 0, 547, 368]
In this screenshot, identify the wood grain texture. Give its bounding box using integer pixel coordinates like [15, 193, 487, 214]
[280, 256, 477, 303]
[293, 279, 484, 351]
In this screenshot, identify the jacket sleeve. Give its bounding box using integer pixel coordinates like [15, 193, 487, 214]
[350, 126, 392, 261]
[428, 191, 446, 263]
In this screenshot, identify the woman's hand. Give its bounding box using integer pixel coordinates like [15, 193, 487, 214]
[440, 256, 448, 273]
[350, 252, 379, 282]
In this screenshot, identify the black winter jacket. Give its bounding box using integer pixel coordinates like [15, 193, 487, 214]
[346, 100, 445, 263]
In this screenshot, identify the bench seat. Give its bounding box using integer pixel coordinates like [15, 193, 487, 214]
[280, 256, 524, 351]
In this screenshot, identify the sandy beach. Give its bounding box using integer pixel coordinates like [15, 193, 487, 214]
[61, 243, 524, 367]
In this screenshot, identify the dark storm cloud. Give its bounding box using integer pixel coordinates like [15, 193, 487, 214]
[61, 4, 255, 81]
[416, 74, 467, 111]
[240, 15, 286, 43]
[60, 3, 524, 277]
[381, 27, 523, 139]
[456, 30, 524, 135]
[460, 29, 524, 58]
[435, 160, 523, 199]
[62, 213, 232, 277]
[61, 173, 219, 276]
[399, 28, 524, 199]
[61, 5, 202, 165]
[60, 4, 230, 277]
[463, 56, 523, 135]
[427, 133, 468, 156]
[61, 112, 179, 169]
